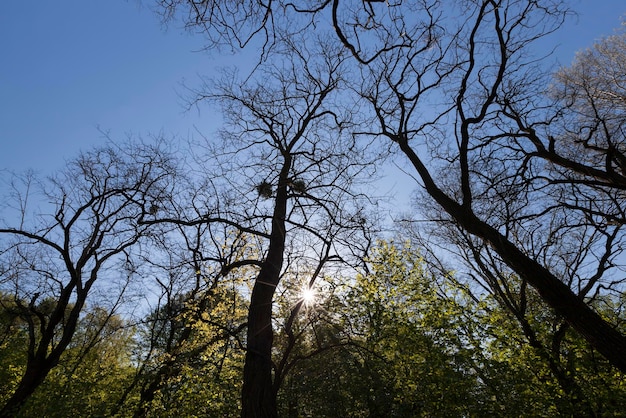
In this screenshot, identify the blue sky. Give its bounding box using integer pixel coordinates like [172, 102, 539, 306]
[1, 1, 625, 175]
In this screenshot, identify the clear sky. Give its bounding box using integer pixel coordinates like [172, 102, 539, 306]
[1, 1, 625, 176]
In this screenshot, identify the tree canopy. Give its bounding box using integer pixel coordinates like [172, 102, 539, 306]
[2, 2, 626, 417]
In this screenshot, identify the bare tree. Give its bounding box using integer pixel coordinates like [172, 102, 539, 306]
[360, 1, 626, 372]
[209, 44, 377, 418]
[148, 0, 626, 377]
[0, 141, 177, 417]
[136, 36, 379, 415]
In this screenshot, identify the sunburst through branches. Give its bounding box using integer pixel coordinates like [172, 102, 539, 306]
[299, 286, 317, 308]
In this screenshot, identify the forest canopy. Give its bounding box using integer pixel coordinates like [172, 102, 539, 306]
[2, 1, 626, 417]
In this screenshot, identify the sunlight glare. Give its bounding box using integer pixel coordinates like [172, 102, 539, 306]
[300, 286, 316, 306]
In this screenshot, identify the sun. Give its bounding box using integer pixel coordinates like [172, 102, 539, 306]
[300, 286, 317, 307]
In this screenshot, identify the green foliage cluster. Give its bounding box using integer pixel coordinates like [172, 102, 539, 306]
[276, 242, 626, 417]
[0, 299, 136, 417]
[135, 285, 247, 418]
[4, 3, 626, 416]
[2, 240, 626, 417]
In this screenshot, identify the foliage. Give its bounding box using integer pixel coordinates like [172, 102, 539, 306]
[0, 294, 27, 407]
[135, 284, 247, 418]
[0, 301, 136, 418]
[4, 2, 626, 416]
[3, 231, 626, 417]
[278, 241, 626, 417]
[276, 242, 487, 416]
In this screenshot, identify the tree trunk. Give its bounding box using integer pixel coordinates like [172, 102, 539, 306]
[399, 141, 626, 373]
[241, 158, 290, 418]
[241, 281, 279, 418]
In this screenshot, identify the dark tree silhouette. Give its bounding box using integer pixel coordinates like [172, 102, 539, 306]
[152, 0, 626, 384]
[0, 142, 177, 417]
[139, 39, 378, 416]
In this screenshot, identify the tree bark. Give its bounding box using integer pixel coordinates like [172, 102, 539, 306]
[241, 281, 279, 418]
[241, 158, 290, 418]
[399, 140, 626, 374]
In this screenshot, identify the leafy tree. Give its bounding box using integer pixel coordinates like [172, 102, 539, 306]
[275, 242, 478, 417]
[481, 286, 626, 417]
[405, 220, 626, 416]
[131, 285, 247, 418]
[0, 293, 28, 408]
[16, 307, 136, 418]
[339, 242, 479, 417]
[277, 240, 626, 416]
[109, 216, 253, 417]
